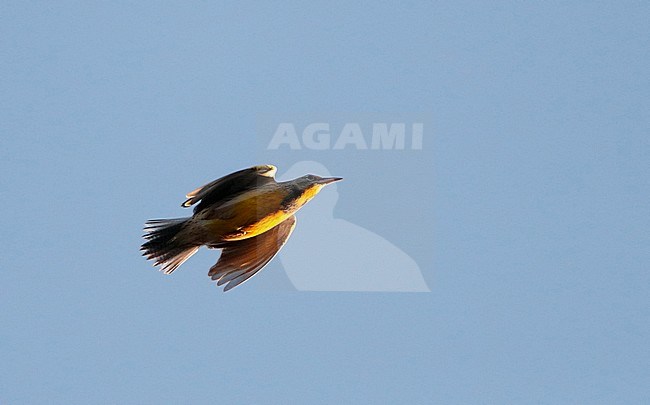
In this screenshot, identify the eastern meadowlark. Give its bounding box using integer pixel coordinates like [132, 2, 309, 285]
[141, 165, 342, 291]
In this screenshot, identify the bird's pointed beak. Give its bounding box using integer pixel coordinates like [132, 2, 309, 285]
[317, 177, 343, 185]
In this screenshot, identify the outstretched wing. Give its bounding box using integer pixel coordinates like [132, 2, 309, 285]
[182, 165, 277, 213]
[208, 215, 296, 292]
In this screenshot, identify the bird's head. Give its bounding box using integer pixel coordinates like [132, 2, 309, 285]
[283, 174, 342, 209]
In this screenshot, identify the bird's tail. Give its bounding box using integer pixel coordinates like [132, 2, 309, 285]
[141, 218, 199, 274]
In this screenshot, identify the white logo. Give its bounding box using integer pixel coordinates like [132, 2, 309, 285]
[267, 123, 424, 150]
[277, 161, 430, 292]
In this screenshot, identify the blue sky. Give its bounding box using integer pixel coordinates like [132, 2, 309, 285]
[1, 1, 649, 403]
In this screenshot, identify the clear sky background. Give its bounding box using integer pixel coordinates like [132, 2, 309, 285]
[1, 1, 649, 403]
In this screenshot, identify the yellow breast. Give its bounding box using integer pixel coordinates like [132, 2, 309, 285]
[203, 186, 292, 241]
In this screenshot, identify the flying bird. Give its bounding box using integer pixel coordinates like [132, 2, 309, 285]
[141, 165, 342, 291]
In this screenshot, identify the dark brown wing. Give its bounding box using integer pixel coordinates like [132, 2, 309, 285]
[182, 165, 277, 213]
[208, 215, 296, 292]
